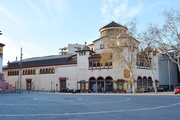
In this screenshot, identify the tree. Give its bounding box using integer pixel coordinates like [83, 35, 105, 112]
[137, 43, 158, 94]
[101, 20, 139, 94]
[142, 9, 180, 74]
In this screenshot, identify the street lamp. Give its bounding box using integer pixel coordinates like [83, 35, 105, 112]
[19, 48, 23, 94]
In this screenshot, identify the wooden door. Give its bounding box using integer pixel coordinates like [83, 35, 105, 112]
[26, 81, 31, 90]
[60, 80, 66, 89]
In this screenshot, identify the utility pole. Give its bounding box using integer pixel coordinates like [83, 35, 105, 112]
[19, 47, 22, 93]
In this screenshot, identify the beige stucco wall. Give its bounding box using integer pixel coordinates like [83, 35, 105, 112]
[3, 64, 78, 91]
[3, 52, 159, 92]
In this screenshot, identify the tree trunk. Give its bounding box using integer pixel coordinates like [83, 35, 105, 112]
[132, 81, 135, 94]
[151, 70, 157, 94]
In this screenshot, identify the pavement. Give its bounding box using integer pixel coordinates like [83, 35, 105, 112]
[42, 91, 178, 96]
[0, 91, 180, 120]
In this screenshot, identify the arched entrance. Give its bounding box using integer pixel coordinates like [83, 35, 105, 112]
[143, 76, 147, 89]
[79, 80, 87, 92]
[26, 78, 32, 90]
[137, 76, 142, 89]
[105, 76, 113, 92]
[89, 77, 96, 92]
[147, 77, 153, 88]
[116, 79, 125, 92]
[97, 77, 104, 93]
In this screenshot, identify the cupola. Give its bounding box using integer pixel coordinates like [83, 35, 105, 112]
[99, 21, 128, 37]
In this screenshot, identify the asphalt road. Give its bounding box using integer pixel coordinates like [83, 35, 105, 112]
[0, 92, 180, 120]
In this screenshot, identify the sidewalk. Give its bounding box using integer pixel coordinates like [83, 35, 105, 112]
[67, 91, 178, 96]
[23, 91, 179, 96]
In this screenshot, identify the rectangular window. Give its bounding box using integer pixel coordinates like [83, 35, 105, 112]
[109, 61, 112, 67]
[105, 61, 109, 68]
[100, 44, 104, 49]
[89, 61, 92, 67]
[93, 61, 97, 68]
[97, 60, 100, 67]
[89, 60, 113, 70]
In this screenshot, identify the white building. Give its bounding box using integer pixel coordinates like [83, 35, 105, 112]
[3, 21, 164, 92]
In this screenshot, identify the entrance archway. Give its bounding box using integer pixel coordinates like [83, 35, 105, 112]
[147, 77, 152, 88]
[26, 79, 32, 90]
[105, 76, 113, 92]
[137, 76, 142, 89]
[79, 80, 87, 92]
[97, 77, 104, 93]
[89, 77, 96, 92]
[143, 76, 147, 89]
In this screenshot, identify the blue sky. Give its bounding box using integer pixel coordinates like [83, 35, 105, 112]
[0, 0, 179, 65]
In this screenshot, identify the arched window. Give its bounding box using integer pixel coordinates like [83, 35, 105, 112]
[25, 70, 28, 75]
[10, 71, 12, 75]
[143, 76, 147, 88]
[43, 69, 45, 74]
[33, 69, 36, 74]
[46, 68, 48, 74]
[137, 76, 142, 89]
[52, 68, 55, 73]
[28, 70, 31, 74]
[39, 69, 42, 74]
[48, 68, 52, 73]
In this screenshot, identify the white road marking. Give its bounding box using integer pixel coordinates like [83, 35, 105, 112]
[0, 97, 180, 117]
[0, 102, 180, 117]
[0, 97, 130, 106]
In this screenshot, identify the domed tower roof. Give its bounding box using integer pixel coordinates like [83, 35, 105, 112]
[99, 21, 127, 31]
[99, 21, 128, 37]
[81, 42, 90, 50]
[145, 43, 153, 52]
[82, 45, 90, 51]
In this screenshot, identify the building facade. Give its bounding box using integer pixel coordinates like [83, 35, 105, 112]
[0, 43, 15, 93]
[3, 21, 162, 92]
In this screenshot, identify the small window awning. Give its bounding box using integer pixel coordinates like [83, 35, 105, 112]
[26, 78, 32, 82]
[59, 77, 67, 81]
[78, 80, 87, 83]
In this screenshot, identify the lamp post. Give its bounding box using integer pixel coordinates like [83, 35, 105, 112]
[19, 48, 23, 93]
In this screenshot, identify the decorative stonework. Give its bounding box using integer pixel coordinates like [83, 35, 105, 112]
[124, 69, 130, 78]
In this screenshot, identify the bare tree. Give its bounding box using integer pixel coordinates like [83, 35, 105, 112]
[142, 9, 180, 73]
[101, 20, 139, 94]
[137, 43, 158, 94]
